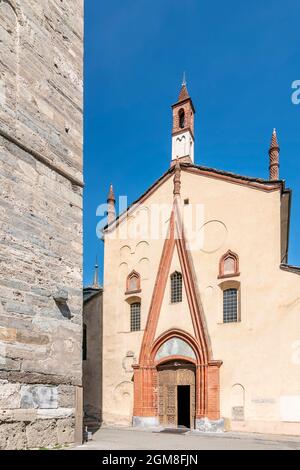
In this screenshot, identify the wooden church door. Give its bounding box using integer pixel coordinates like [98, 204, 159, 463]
[157, 361, 195, 428]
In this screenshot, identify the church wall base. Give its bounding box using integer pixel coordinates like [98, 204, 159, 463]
[229, 419, 300, 436]
[132, 416, 160, 428]
[0, 416, 75, 450]
[195, 417, 225, 433]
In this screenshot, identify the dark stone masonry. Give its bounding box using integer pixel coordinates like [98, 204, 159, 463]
[0, 0, 83, 449]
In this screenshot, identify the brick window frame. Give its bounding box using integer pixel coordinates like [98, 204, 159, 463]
[125, 270, 141, 294]
[125, 295, 142, 332]
[179, 108, 185, 129]
[218, 250, 240, 279]
[218, 280, 241, 324]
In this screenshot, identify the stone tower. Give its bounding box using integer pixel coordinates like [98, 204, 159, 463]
[0, 1, 83, 449]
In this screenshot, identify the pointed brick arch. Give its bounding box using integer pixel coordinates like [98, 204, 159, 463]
[126, 270, 141, 294]
[151, 329, 201, 364]
[218, 249, 240, 279]
[133, 201, 223, 425]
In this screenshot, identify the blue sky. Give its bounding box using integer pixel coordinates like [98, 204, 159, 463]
[84, 0, 300, 286]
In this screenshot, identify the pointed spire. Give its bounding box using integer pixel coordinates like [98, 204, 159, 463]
[178, 72, 189, 101]
[269, 128, 280, 180]
[270, 128, 279, 149]
[173, 158, 181, 196]
[178, 84, 189, 102]
[107, 183, 115, 202]
[93, 256, 99, 288]
[107, 183, 116, 225]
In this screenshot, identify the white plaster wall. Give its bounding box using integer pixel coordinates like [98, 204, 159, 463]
[172, 131, 194, 162]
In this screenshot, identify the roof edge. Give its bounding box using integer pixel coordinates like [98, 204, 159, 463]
[183, 162, 285, 188]
[83, 286, 103, 304]
[103, 163, 286, 233]
[280, 263, 300, 275]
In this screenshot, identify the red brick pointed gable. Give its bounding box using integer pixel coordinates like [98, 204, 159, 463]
[133, 198, 222, 421]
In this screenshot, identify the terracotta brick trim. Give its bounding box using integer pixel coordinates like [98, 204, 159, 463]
[103, 165, 284, 234]
[218, 249, 240, 279]
[151, 329, 202, 364]
[172, 127, 195, 139]
[171, 97, 196, 113]
[155, 355, 197, 367]
[133, 198, 222, 421]
[126, 270, 141, 294]
[184, 166, 282, 192]
[170, 156, 192, 166]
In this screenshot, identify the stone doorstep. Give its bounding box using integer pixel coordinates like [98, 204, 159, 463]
[100, 424, 164, 434]
[132, 416, 225, 433]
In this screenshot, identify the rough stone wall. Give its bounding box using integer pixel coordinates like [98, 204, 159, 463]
[0, 0, 83, 449]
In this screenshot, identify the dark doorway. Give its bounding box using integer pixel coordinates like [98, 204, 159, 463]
[177, 385, 190, 428]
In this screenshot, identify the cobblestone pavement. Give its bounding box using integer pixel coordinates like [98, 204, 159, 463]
[72, 427, 300, 450]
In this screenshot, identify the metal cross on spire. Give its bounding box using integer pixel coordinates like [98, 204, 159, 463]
[93, 255, 99, 288]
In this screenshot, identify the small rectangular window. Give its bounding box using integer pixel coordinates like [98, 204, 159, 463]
[223, 288, 238, 323]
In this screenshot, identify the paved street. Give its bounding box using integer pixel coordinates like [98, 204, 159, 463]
[73, 427, 300, 451]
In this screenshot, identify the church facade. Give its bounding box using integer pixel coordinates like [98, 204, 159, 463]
[102, 82, 300, 435]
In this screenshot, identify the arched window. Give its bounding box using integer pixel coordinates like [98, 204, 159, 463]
[82, 323, 87, 360]
[130, 302, 141, 331]
[179, 109, 185, 129]
[219, 250, 239, 278]
[126, 270, 141, 293]
[171, 271, 182, 303]
[223, 288, 238, 323]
